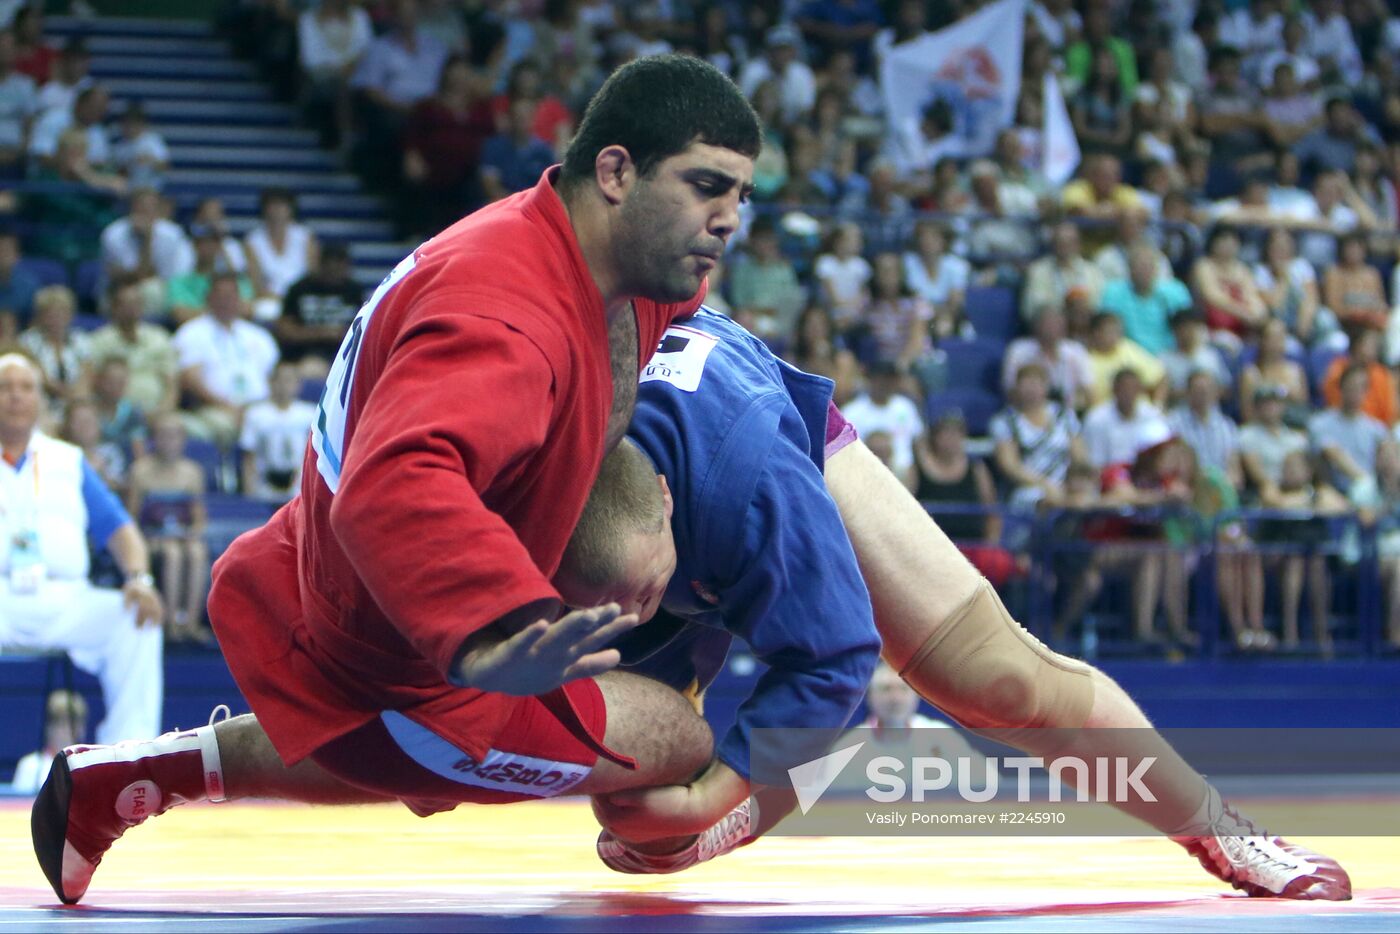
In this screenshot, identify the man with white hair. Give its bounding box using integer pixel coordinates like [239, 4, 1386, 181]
[0, 352, 164, 743]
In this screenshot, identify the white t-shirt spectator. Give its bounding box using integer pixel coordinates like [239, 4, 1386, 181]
[0, 70, 37, 150]
[28, 108, 109, 164]
[173, 315, 280, 407]
[841, 391, 924, 475]
[111, 129, 169, 188]
[1238, 423, 1307, 486]
[246, 223, 314, 299]
[35, 76, 90, 118]
[1303, 11, 1362, 84]
[1297, 202, 1358, 269]
[1081, 398, 1164, 468]
[1253, 255, 1316, 297]
[298, 6, 374, 78]
[1309, 408, 1386, 493]
[239, 398, 317, 501]
[738, 57, 816, 126]
[350, 28, 449, 108]
[901, 251, 969, 307]
[814, 253, 873, 324]
[1000, 337, 1094, 405]
[99, 216, 194, 282]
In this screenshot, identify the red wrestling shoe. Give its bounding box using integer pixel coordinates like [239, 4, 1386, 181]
[597, 800, 753, 874]
[1174, 801, 1351, 900]
[32, 728, 222, 904]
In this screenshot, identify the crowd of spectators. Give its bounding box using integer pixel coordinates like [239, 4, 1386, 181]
[7, 0, 1400, 655]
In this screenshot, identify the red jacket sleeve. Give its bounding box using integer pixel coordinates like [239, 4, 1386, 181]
[329, 310, 563, 678]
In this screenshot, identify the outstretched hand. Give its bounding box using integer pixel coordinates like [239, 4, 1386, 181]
[456, 604, 641, 696]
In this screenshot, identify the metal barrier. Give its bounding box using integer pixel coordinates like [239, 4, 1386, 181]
[919, 500, 1387, 658]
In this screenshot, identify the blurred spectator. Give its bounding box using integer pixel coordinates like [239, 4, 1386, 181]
[1099, 243, 1193, 356]
[1311, 362, 1388, 494]
[275, 242, 362, 377]
[86, 278, 178, 415]
[840, 360, 922, 478]
[814, 221, 871, 333]
[245, 187, 319, 322]
[727, 216, 806, 342]
[351, 0, 449, 113]
[99, 187, 194, 317]
[0, 228, 37, 339]
[34, 39, 89, 119]
[110, 101, 169, 191]
[189, 196, 247, 275]
[167, 225, 256, 327]
[1022, 221, 1103, 327]
[1158, 189, 1203, 277]
[8, 689, 87, 794]
[1296, 97, 1382, 177]
[240, 360, 316, 503]
[536, 0, 606, 81]
[1134, 47, 1196, 157]
[1257, 448, 1346, 653]
[1001, 303, 1092, 411]
[18, 284, 86, 407]
[61, 396, 125, 493]
[609, 3, 673, 62]
[796, 0, 884, 74]
[902, 220, 968, 327]
[172, 272, 280, 446]
[1324, 231, 1389, 335]
[0, 27, 38, 176]
[1064, 4, 1137, 97]
[1090, 423, 1196, 649]
[915, 410, 1014, 588]
[1260, 62, 1322, 151]
[1238, 318, 1310, 427]
[401, 55, 494, 236]
[1255, 227, 1336, 349]
[842, 160, 912, 255]
[23, 129, 121, 265]
[1256, 15, 1321, 91]
[479, 97, 556, 203]
[861, 250, 935, 368]
[1322, 326, 1397, 426]
[1060, 156, 1143, 251]
[1240, 384, 1309, 498]
[11, 5, 55, 83]
[814, 49, 880, 119]
[28, 82, 109, 170]
[963, 158, 1038, 261]
[1302, 0, 1362, 85]
[739, 23, 817, 128]
[1352, 440, 1400, 649]
[1352, 145, 1397, 243]
[1070, 46, 1132, 158]
[747, 80, 790, 199]
[1196, 47, 1264, 169]
[127, 412, 210, 643]
[1093, 210, 1171, 284]
[1219, 0, 1283, 80]
[1027, 0, 1080, 53]
[489, 59, 575, 154]
[1171, 7, 1216, 93]
[297, 0, 373, 149]
[991, 361, 1085, 508]
[1160, 310, 1231, 404]
[1082, 366, 1164, 468]
[89, 354, 147, 460]
[785, 304, 860, 407]
[1168, 369, 1241, 483]
[1084, 313, 1166, 409]
[1297, 169, 1369, 270]
[992, 125, 1049, 201]
[1192, 226, 1268, 346]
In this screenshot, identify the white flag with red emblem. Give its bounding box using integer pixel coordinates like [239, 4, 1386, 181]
[1042, 70, 1080, 187]
[879, 0, 1026, 172]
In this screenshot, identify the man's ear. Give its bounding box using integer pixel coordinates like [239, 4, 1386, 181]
[658, 474, 674, 520]
[595, 145, 636, 207]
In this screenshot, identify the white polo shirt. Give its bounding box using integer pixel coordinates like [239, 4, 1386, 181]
[172, 314, 279, 406]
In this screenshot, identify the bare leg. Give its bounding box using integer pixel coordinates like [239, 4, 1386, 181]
[1280, 556, 1303, 647]
[1053, 566, 1103, 640]
[217, 714, 391, 804]
[1162, 551, 1195, 647]
[824, 441, 1211, 832]
[158, 539, 184, 636]
[1306, 556, 1332, 655]
[1132, 553, 1163, 643]
[574, 670, 714, 796]
[186, 538, 210, 627]
[1217, 553, 1247, 647]
[1244, 554, 1266, 633]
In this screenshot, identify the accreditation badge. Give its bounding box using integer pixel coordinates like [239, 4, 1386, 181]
[9, 528, 46, 596]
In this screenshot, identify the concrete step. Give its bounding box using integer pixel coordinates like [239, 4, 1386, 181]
[139, 98, 296, 127]
[168, 145, 340, 171]
[103, 77, 272, 102]
[165, 167, 362, 194]
[91, 55, 258, 81]
[152, 123, 321, 149]
[75, 34, 231, 57]
[48, 16, 214, 38]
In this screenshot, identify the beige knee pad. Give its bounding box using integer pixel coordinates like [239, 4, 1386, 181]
[897, 578, 1095, 743]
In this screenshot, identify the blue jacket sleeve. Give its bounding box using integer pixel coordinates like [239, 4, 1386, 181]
[711, 406, 881, 783]
[82, 458, 134, 545]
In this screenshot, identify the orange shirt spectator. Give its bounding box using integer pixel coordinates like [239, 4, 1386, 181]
[1322, 357, 1398, 425]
